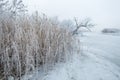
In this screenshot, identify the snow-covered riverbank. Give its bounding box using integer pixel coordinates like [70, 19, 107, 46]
[23, 32, 120, 80]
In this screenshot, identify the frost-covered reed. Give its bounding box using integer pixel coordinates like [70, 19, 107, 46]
[0, 13, 79, 80]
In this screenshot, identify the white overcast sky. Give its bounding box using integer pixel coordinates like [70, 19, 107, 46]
[24, 0, 120, 30]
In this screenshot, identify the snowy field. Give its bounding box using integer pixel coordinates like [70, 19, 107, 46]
[23, 32, 120, 80]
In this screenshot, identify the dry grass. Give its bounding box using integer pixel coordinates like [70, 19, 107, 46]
[0, 14, 78, 80]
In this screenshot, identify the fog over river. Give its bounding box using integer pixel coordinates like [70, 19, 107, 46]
[24, 0, 120, 31]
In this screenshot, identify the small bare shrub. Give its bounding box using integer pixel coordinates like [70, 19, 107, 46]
[102, 28, 120, 33]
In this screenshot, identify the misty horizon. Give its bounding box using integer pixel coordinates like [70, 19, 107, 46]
[24, 0, 120, 30]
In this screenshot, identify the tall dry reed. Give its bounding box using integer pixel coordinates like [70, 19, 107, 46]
[0, 14, 79, 80]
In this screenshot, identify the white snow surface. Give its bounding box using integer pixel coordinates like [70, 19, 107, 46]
[23, 32, 120, 80]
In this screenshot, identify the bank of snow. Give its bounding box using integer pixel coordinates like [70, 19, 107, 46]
[23, 32, 120, 80]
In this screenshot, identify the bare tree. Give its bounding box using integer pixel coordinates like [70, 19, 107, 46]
[10, 0, 27, 17]
[72, 18, 95, 35]
[0, 0, 27, 18]
[0, 0, 9, 14]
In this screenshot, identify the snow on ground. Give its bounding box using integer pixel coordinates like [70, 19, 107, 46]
[23, 32, 120, 80]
